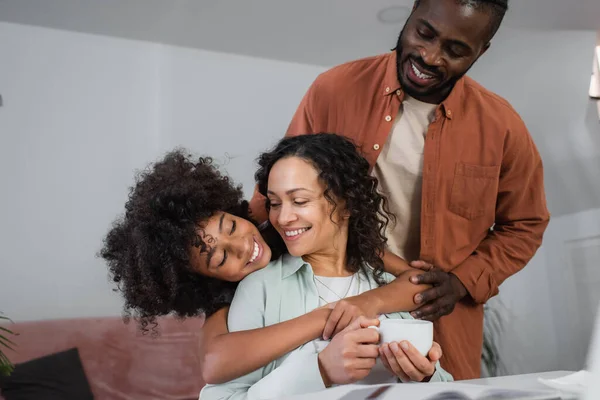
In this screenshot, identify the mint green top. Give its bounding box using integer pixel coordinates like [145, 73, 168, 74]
[200, 254, 453, 400]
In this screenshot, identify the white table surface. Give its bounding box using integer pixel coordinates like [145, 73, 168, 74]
[464, 370, 578, 400]
[284, 370, 578, 400]
[464, 371, 576, 393]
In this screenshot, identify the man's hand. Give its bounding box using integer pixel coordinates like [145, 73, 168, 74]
[322, 295, 380, 340]
[317, 316, 380, 387]
[379, 341, 442, 382]
[409, 261, 468, 321]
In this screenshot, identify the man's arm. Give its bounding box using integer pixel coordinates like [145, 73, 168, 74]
[451, 120, 550, 304]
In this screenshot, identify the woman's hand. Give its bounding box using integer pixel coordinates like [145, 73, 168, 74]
[321, 296, 381, 340]
[317, 316, 381, 386]
[379, 341, 442, 382]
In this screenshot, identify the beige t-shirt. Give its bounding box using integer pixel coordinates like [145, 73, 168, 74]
[371, 95, 437, 261]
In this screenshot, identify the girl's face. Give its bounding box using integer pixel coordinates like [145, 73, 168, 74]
[266, 156, 348, 258]
[189, 212, 271, 282]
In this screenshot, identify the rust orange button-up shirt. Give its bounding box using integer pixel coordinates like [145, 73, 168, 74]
[249, 52, 550, 380]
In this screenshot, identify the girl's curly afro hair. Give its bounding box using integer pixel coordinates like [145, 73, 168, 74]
[99, 149, 247, 331]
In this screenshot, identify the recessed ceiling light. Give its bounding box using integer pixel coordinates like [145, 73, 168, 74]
[377, 5, 411, 24]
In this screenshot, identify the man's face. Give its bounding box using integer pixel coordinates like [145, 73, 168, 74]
[396, 0, 495, 104]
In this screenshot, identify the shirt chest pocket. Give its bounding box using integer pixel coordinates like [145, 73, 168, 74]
[448, 162, 500, 221]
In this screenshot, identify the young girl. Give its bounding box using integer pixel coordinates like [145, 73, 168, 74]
[100, 146, 428, 386]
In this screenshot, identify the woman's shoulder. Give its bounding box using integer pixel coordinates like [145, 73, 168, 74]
[238, 258, 283, 288]
[237, 254, 302, 288]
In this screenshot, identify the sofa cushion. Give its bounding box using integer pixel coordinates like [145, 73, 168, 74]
[0, 347, 94, 400]
[0, 316, 205, 400]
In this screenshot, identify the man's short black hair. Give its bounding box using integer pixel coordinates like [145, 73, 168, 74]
[415, 0, 509, 42]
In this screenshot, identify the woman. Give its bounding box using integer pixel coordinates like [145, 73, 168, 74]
[100, 148, 428, 385]
[200, 134, 452, 400]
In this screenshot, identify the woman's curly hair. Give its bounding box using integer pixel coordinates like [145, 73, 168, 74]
[255, 133, 394, 284]
[99, 149, 247, 332]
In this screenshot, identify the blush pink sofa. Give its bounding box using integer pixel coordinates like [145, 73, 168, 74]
[0, 315, 206, 399]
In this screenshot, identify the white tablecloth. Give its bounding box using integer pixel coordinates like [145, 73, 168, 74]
[283, 370, 577, 400]
[463, 370, 577, 399]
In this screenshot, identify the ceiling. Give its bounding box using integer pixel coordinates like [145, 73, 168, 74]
[0, 0, 599, 66]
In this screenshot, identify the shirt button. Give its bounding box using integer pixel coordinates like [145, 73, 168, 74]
[385, 87, 390, 93]
[385, 115, 392, 122]
[373, 144, 380, 151]
[396, 90, 401, 96]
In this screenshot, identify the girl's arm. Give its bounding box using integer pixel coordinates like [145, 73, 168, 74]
[351, 269, 428, 314]
[382, 250, 415, 276]
[198, 306, 331, 384]
[321, 252, 432, 338]
[199, 251, 428, 385]
[374, 250, 432, 313]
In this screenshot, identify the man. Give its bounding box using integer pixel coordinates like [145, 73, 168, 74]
[250, 0, 550, 380]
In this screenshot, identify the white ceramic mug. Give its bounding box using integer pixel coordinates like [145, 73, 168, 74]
[369, 319, 433, 356]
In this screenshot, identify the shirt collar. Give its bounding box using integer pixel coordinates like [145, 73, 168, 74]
[382, 51, 463, 120]
[281, 254, 311, 279]
[382, 51, 402, 96]
[280, 254, 379, 283]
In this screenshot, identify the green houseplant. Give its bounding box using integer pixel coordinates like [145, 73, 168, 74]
[0, 313, 16, 376]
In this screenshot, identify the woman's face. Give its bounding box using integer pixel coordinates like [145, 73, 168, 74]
[189, 212, 271, 282]
[267, 156, 347, 258]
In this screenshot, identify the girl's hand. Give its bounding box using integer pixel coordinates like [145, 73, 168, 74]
[322, 296, 380, 340]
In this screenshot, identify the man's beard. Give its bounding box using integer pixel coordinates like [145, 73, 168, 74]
[394, 29, 468, 101]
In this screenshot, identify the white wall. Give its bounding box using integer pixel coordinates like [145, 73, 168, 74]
[1, 21, 599, 378]
[0, 23, 162, 321]
[468, 28, 600, 375]
[160, 46, 323, 193]
[546, 209, 600, 371]
[0, 22, 323, 321]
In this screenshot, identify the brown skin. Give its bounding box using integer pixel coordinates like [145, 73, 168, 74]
[198, 306, 333, 384]
[380, 340, 443, 382]
[322, 268, 424, 340]
[197, 157, 433, 384]
[268, 155, 438, 385]
[397, 0, 493, 104]
[318, 317, 444, 387]
[398, 0, 498, 320]
[197, 220, 430, 384]
[188, 213, 429, 384]
[189, 212, 272, 282]
[198, 0, 497, 381]
[410, 261, 468, 321]
[318, 317, 382, 386]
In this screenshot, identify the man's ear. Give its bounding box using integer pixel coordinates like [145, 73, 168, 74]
[480, 41, 491, 57]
